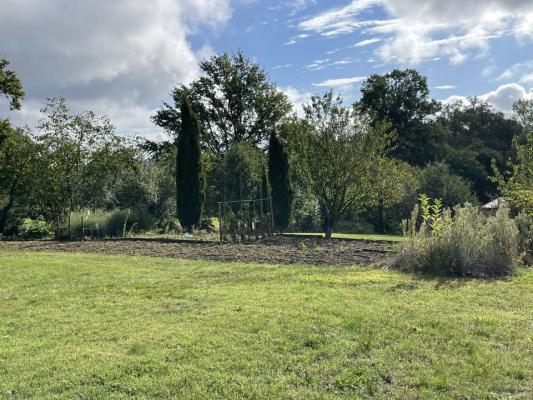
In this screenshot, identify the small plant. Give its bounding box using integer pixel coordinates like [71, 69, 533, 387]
[19, 218, 53, 240]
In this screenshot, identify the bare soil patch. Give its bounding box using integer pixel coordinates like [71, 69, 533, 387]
[0, 236, 397, 266]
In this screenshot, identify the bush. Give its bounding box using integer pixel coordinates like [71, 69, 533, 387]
[515, 212, 533, 265]
[289, 188, 321, 232]
[395, 200, 520, 277]
[19, 218, 53, 240]
[418, 162, 478, 208]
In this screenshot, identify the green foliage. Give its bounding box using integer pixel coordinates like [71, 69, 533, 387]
[289, 187, 321, 232]
[268, 131, 293, 232]
[35, 98, 143, 237]
[440, 98, 521, 201]
[0, 56, 25, 110]
[397, 201, 520, 277]
[69, 209, 157, 238]
[176, 93, 204, 232]
[418, 162, 478, 208]
[358, 69, 443, 165]
[367, 158, 417, 233]
[153, 51, 291, 156]
[293, 91, 392, 238]
[18, 218, 52, 239]
[514, 212, 533, 264]
[223, 142, 264, 202]
[0, 120, 35, 235]
[493, 134, 533, 215]
[512, 98, 533, 137]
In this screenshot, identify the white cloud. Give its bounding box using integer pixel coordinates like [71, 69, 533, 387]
[297, 0, 533, 64]
[0, 0, 232, 139]
[282, 86, 312, 116]
[352, 38, 382, 47]
[434, 85, 457, 90]
[283, 33, 310, 46]
[481, 83, 533, 115]
[443, 82, 533, 116]
[304, 58, 353, 71]
[312, 76, 366, 88]
[272, 64, 293, 70]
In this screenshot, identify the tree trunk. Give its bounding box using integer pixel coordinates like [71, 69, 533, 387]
[323, 214, 334, 239]
[0, 208, 9, 235]
[0, 185, 16, 235]
[376, 197, 385, 234]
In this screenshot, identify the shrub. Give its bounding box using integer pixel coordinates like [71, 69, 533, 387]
[515, 212, 533, 265]
[19, 218, 53, 240]
[418, 162, 478, 208]
[395, 199, 520, 277]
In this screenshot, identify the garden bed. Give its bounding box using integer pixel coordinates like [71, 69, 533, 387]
[0, 236, 396, 266]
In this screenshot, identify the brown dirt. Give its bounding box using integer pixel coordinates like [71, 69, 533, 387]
[0, 236, 397, 266]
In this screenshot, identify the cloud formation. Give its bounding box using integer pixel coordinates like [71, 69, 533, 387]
[312, 76, 366, 88]
[443, 82, 533, 115]
[0, 0, 232, 139]
[297, 0, 533, 65]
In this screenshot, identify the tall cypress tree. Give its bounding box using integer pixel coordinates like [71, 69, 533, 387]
[268, 131, 293, 232]
[177, 93, 204, 232]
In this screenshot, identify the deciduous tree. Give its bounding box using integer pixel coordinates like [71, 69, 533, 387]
[153, 51, 292, 157]
[294, 92, 392, 239]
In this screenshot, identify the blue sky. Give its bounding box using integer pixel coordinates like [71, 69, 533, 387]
[2, 0, 533, 138]
[201, 0, 533, 112]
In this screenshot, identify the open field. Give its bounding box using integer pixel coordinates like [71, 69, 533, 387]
[0, 251, 531, 399]
[0, 237, 395, 266]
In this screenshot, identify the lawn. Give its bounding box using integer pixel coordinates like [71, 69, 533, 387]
[284, 232, 406, 242]
[0, 252, 531, 399]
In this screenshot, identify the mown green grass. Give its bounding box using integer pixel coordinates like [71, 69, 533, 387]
[0, 252, 531, 399]
[285, 232, 406, 242]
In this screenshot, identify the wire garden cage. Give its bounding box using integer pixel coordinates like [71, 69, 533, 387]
[217, 197, 273, 243]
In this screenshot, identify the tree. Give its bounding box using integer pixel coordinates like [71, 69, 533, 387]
[493, 134, 533, 215]
[0, 56, 24, 111]
[367, 158, 417, 234]
[294, 92, 392, 239]
[35, 98, 134, 237]
[439, 98, 521, 201]
[358, 69, 443, 165]
[0, 120, 34, 235]
[176, 93, 204, 232]
[418, 162, 478, 208]
[153, 51, 292, 156]
[512, 99, 533, 138]
[268, 130, 293, 232]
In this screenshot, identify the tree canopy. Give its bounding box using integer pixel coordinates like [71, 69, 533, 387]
[358, 69, 442, 165]
[0, 57, 25, 111]
[153, 52, 292, 157]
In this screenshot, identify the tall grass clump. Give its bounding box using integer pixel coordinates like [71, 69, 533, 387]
[396, 195, 520, 277]
[70, 208, 156, 239]
[515, 212, 533, 265]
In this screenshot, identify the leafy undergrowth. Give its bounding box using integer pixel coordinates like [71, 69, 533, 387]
[0, 252, 531, 399]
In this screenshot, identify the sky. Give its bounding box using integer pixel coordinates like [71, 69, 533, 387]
[2, 0, 533, 140]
